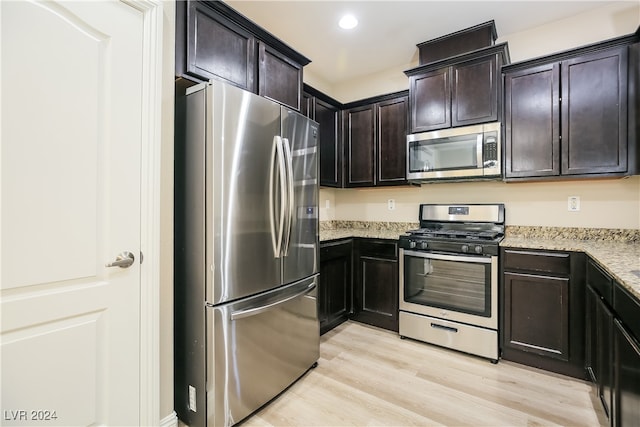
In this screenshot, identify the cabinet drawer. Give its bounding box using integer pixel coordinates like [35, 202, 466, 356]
[587, 259, 613, 304]
[357, 239, 397, 259]
[503, 249, 570, 275]
[614, 282, 640, 340]
[320, 240, 352, 261]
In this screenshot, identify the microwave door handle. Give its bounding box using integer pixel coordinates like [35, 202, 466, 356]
[476, 134, 483, 168]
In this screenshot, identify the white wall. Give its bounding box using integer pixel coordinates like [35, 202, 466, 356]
[317, 2, 640, 229]
[327, 2, 640, 103]
[321, 176, 640, 229]
[502, 1, 640, 63]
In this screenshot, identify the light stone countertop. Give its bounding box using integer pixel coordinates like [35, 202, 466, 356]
[319, 221, 640, 301]
[320, 228, 408, 242]
[502, 237, 640, 301]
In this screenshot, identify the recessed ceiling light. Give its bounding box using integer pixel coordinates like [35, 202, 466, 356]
[339, 14, 358, 30]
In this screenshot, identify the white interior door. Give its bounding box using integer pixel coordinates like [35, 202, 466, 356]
[1, 1, 147, 425]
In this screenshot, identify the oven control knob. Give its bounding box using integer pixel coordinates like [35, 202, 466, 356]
[418, 241, 429, 250]
[474, 245, 483, 254]
[409, 240, 416, 249]
[461, 244, 469, 253]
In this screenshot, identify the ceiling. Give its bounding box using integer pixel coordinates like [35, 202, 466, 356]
[226, 1, 628, 85]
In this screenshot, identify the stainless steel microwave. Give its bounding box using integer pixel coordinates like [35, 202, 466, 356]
[406, 122, 501, 182]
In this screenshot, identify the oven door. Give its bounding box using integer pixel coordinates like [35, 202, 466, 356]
[399, 249, 497, 330]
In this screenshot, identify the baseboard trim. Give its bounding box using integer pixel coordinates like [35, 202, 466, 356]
[160, 411, 178, 427]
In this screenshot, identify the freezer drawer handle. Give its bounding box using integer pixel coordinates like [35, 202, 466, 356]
[230, 283, 315, 321]
[430, 323, 458, 333]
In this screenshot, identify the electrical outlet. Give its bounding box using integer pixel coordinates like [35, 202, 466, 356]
[325, 199, 330, 209]
[568, 196, 580, 212]
[388, 199, 395, 211]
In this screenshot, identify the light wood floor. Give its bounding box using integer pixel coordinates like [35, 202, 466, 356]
[243, 321, 603, 427]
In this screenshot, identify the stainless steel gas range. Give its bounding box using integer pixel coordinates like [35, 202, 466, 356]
[398, 204, 505, 362]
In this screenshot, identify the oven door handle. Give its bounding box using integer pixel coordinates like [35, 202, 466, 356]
[402, 249, 492, 264]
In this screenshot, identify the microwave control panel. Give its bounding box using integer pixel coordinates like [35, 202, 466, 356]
[483, 133, 498, 162]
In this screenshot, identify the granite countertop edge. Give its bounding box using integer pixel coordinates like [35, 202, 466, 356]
[501, 237, 639, 301]
[319, 223, 640, 301]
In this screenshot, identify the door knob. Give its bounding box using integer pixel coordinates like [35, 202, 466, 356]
[105, 251, 135, 268]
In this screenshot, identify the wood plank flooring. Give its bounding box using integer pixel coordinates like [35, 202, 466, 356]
[243, 321, 602, 427]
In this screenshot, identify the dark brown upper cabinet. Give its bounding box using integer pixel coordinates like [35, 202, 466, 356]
[405, 44, 509, 133]
[503, 32, 640, 181]
[345, 104, 375, 187]
[344, 93, 408, 187]
[562, 48, 627, 176]
[503, 63, 560, 178]
[303, 85, 343, 188]
[257, 42, 303, 110]
[175, 1, 310, 111]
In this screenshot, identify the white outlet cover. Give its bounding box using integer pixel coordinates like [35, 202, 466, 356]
[568, 196, 580, 212]
[388, 199, 395, 210]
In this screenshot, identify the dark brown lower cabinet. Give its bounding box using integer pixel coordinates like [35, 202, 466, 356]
[614, 319, 640, 427]
[352, 239, 399, 332]
[501, 248, 586, 379]
[504, 272, 570, 358]
[319, 240, 352, 335]
[586, 255, 640, 427]
[586, 285, 615, 420]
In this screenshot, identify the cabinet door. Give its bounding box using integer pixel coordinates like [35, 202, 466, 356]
[504, 63, 560, 178]
[258, 41, 303, 111]
[319, 241, 352, 335]
[501, 248, 586, 379]
[614, 320, 640, 427]
[586, 286, 615, 421]
[452, 54, 498, 127]
[377, 96, 408, 185]
[409, 67, 451, 132]
[562, 47, 628, 175]
[352, 241, 398, 332]
[316, 99, 343, 187]
[345, 105, 375, 187]
[301, 92, 313, 118]
[503, 272, 570, 360]
[187, 2, 256, 90]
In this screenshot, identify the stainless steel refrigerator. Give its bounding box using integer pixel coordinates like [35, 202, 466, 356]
[174, 80, 320, 427]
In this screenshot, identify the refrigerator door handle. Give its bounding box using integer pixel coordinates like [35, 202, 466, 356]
[269, 136, 287, 258]
[229, 282, 316, 320]
[281, 137, 294, 257]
